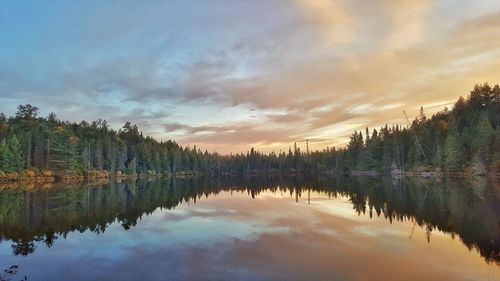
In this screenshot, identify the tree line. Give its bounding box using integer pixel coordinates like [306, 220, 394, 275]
[328, 83, 499, 175]
[0, 105, 218, 177]
[0, 83, 498, 178]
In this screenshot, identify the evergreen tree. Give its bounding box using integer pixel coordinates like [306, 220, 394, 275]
[471, 111, 495, 166]
[492, 127, 500, 174]
[433, 142, 443, 168]
[8, 136, 24, 172]
[0, 83, 498, 177]
[127, 158, 137, 175]
[444, 123, 464, 172]
[15, 104, 39, 120]
[0, 140, 13, 172]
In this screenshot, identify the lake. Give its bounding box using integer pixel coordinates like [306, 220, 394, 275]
[0, 176, 498, 281]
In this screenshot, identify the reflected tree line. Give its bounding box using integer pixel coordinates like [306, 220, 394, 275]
[0, 176, 498, 263]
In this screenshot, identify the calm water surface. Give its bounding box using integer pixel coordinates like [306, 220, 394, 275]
[0, 176, 498, 281]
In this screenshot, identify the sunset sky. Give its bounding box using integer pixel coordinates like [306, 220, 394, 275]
[1, 0, 499, 153]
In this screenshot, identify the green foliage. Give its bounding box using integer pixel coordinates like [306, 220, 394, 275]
[471, 111, 495, 165]
[444, 128, 464, 172]
[492, 127, 500, 173]
[0, 136, 24, 173]
[322, 83, 499, 175]
[15, 104, 39, 119]
[0, 139, 13, 172]
[8, 135, 24, 171]
[0, 84, 498, 176]
[0, 104, 211, 175]
[127, 158, 137, 175]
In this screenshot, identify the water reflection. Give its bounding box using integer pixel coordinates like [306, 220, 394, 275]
[0, 176, 498, 280]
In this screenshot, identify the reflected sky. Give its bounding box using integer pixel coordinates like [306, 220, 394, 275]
[0, 188, 498, 281]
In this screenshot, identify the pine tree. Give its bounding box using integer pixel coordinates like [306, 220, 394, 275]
[471, 111, 495, 166]
[127, 158, 137, 175]
[15, 104, 39, 120]
[0, 139, 12, 172]
[0, 84, 498, 178]
[8, 135, 24, 172]
[67, 135, 82, 171]
[93, 140, 103, 170]
[116, 141, 127, 171]
[433, 142, 443, 168]
[444, 123, 464, 173]
[492, 127, 500, 174]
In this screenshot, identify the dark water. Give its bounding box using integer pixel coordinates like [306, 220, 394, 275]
[0, 176, 498, 281]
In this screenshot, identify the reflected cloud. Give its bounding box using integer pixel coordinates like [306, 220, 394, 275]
[310, 198, 373, 222]
[352, 225, 408, 238]
[0, 177, 499, 280]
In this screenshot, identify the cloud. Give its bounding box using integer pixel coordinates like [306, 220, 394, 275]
[1, 1, 499, 153]
[381, 0, 435, 49]
[294, 0, 355, 44]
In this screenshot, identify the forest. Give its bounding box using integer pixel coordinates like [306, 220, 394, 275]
[0, 83, 499, 180]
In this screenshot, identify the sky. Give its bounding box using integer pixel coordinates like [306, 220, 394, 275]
[1, 0, 500, 153]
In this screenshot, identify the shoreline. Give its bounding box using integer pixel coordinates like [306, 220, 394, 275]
[0, 169, 212, 183]
[0, 168, 497, 188]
